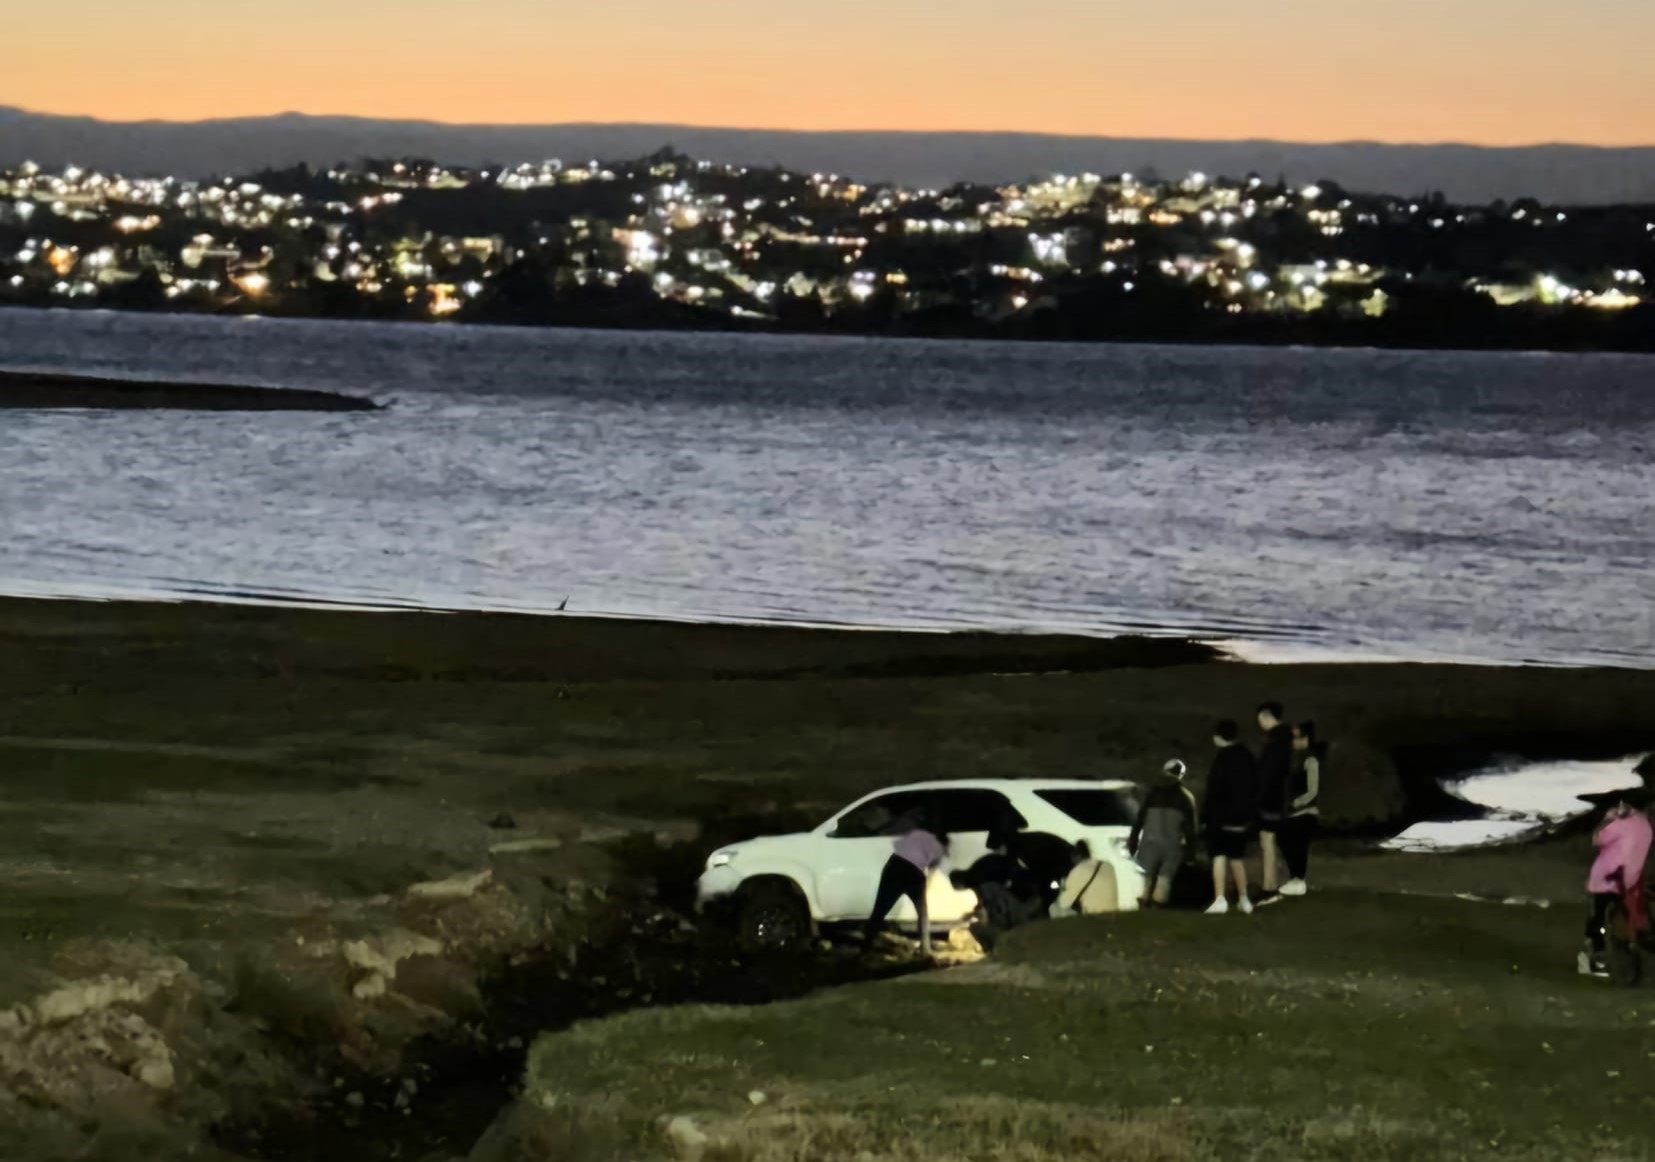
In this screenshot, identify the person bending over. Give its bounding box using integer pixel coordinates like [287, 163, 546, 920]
[864, 820, 950, 956]
[952, 834, 1044, 952]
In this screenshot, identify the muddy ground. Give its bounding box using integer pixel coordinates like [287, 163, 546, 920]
[1, 596, 1652, 1161]
[0, 369, 379, 411]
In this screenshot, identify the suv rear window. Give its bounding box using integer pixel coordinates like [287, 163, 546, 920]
[1035, 788, 1139, 828]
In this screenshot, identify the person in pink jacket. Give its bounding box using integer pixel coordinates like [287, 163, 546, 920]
[1580, 797, 1652, 977]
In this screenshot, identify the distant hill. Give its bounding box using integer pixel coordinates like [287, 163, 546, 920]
[2, 107, 1654, 205]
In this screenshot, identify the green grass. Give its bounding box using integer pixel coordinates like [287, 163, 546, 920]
[0, 596, 1649, 1006]
[0, 599, 1650, 1159]
[511, 893, 1655, 1162]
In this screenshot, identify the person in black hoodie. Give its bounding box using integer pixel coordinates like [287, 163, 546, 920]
[1277, 721, 1325, 896]
[1255, 701, 1294, 897]
[951, 834, 1045, 951]
[1202, 720, 1258, 915]
[987, 816, 1081, 909]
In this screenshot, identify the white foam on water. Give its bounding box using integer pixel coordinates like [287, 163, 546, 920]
[1386, 755, 1649, 853]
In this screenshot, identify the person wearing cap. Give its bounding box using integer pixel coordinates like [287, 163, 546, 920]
[1129, 757, 1199, 907]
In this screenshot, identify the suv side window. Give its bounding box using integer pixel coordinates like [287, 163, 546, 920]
[829, 792, 925, 839]
[1033, 788, 1140, 827]
[921, 789, 1027, 835]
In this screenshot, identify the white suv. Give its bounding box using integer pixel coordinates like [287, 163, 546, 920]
[697, 778, 1145, 947]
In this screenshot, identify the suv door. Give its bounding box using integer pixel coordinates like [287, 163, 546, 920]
[813, 791, 925, 921]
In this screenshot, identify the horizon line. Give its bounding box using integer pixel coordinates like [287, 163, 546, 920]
[6, 104, 1654, 154]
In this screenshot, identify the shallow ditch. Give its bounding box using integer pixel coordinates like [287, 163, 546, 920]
[215, 831, 930, 1162]
[213, 752, 1654, 1162]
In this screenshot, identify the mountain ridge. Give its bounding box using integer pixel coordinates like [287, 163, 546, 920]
[3, 106, 1654, 204]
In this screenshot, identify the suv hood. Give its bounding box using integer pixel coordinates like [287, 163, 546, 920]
[705, 831, 815, 866]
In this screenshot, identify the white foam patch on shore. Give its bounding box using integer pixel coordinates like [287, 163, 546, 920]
[1386, 755, 1648, 853]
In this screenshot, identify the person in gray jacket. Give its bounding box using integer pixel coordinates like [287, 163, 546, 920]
[1129, 759, 1199, 906]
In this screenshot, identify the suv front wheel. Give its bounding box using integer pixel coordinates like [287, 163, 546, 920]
[736, 880, 813, 951]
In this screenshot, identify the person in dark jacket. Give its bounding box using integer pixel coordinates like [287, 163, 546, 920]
[1202, 720, 1258, 915]
[1278, 721, 1324, 896]
[1130, 759, 1198, 906]
[951, 836, 1045, 952]
[993, 825, 1081, 908]
[1255, 701, 1294, 896]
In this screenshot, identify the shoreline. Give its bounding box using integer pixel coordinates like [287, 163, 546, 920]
[0, 367, 381, 411]
[4, 584, 1640, 672]
[5, 298, 1655, 357]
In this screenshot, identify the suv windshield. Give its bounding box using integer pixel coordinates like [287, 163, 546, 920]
[1034, 788, 1140, 828]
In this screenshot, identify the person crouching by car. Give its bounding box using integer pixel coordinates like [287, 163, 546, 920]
[863, 818, 950, 957]
[1204, 720, 1258, 916]
[1130, 758, 1198, 907]
[995, 823, 1083, 910]
[952, 834, 1044, 952]
[1051, 841, 1119, 918]
[1579, 796, 1652, 978]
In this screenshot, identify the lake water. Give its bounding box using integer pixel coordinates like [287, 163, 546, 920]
[1385, 756, 1650, 852]
[2, 308, 1652, 667]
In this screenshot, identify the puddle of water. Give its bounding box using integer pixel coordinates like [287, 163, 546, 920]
[1386, 755, 1649, 853]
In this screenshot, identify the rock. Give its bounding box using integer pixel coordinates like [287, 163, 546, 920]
[747, 1090, 767, 1106]
[394, 956, 482, 1017]
[133, 1054, 175, 1091]
[352, 973, 389, 1001]
[577, 825, 631, 845]
[665, 1115, 709, 1162]
[488, 813, 518, 830]
[343, 931, 444, 978]
[30, 966, 184, 1025]
[407, 868, 494, 901]
[488, 838, 565, 856]
[652, 820, 702, 846]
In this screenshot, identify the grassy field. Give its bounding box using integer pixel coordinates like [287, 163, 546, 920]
[500, 892, 1655, 1162]
[0, 596, 1651, 1160]
[1, 595, 1652, 992]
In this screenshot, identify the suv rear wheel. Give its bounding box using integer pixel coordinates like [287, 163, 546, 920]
[736, 880, 812, 951]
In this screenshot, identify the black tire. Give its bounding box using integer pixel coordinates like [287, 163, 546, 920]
[736, 880, 812, 952]
[1605, 901, 1643, 988]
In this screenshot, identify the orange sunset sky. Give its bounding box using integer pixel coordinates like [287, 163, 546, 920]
[10, 0, 1654, 145]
